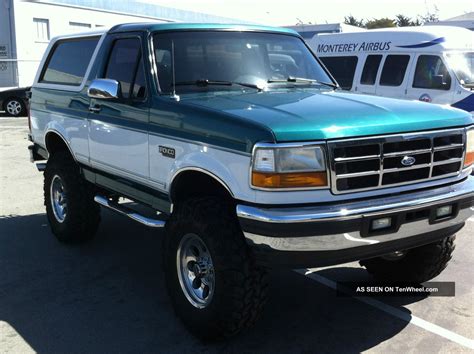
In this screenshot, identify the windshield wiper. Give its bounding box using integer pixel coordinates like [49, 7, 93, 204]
[174, 79, 263, 91]
[267, 76, 337, 89]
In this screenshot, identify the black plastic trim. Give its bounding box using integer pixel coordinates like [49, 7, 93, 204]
[28, 143, 48, 162]
[79, 163, 171, 214]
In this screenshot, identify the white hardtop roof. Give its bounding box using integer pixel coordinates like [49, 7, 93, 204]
[314, 26, 473, 52]
[49, 28, 110, 43]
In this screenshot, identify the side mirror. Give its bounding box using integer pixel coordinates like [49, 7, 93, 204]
[88, 79, 121, 99]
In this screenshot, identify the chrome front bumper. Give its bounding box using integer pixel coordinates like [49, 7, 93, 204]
[236, 176, 474, 267]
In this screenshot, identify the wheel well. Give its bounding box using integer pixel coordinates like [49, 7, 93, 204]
[170, 170, 234, 206]
[45, 132, 73, 159]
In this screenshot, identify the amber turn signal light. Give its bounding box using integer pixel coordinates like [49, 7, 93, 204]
[465, 129, 474, 167]
[464, 151, 474, 167]
[252, 171, 328, 188]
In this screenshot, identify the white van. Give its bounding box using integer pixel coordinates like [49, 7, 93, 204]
[307, 26, 474, 113]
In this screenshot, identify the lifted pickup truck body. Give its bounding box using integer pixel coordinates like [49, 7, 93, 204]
[29, 23, 474, 340]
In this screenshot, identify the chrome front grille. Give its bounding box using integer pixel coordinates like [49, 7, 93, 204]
[328, 129, 466, 194]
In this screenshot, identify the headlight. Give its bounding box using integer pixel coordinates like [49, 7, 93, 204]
[252, 144, 328, 189]
[465, 128, 474, 168]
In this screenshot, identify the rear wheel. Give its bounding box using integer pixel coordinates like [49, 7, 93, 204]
[164, 197, 268, 340]
[4, 98, 26, 117]
[44, 151, 100, 243]
[360, 235, 456, 283]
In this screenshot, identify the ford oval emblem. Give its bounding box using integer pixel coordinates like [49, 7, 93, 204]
[401, 156, 416, 166]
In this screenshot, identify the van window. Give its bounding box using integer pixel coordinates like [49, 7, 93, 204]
[360, 55, 382, 85]
[320, 56, 358, 90]
[380, 55, 410, 86]
[40, 37, 99, 85]
[413, 55, 451, 90]
[446, 52, 473, 87]
[104, 38, 146, 99]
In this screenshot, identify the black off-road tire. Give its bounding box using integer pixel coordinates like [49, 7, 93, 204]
[163, 197, 268, 341]
[44, 151, 100, 243]
[360, 235, 456, 283]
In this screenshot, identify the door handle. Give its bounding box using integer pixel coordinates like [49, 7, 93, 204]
[89, 105, 101, 113]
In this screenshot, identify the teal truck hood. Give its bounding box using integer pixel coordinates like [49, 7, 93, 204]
[181, 89, 473, 142]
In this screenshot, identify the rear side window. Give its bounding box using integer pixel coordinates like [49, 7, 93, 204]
[104, 38, 146, 99]
[40, 37, 99, 86]
[320, 56, 358, 90]
[360, 55, 382, 85]
[380, 55, 410, 86]
[413, 55, 451, 90]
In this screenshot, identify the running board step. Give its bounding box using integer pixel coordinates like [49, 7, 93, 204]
[94, 195, 166, 228]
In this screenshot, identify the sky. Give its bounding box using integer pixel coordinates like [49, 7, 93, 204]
[140, 0, 473, 26]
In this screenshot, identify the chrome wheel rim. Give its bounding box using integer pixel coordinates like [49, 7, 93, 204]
[176, 233, 215, 308]
[6, 100, 22, 116]
[50, 175, 67, 223]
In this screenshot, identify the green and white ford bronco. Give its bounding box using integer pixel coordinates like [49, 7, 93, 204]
[28, 23, 474, 339]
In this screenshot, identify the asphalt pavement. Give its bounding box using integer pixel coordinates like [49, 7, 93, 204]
[0, 117, 473, 353]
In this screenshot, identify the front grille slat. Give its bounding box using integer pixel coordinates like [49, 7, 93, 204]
[433, 143, 464, 151]
[334, 155, 380, 162]
[328, 129, 466, 194]
[383, 149, 432, 157]
[432, 157, 463, 166]
[383, 163, 431, 173]
[337, 170, 381, 178]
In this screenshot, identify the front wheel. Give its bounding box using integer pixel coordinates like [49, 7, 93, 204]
[360, 235, 456, 283]
[163, 197, 268, 340]
[44, 151, 101, 243]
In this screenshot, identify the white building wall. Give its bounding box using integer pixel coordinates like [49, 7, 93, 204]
[9, 0, 169, 88]
[0, 0, 18, 89]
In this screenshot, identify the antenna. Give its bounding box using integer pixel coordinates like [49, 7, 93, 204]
[170, 40, 180, 102]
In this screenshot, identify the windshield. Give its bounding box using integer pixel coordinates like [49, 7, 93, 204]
[152, 31, 334, 93]
[445, 52, 474, 87]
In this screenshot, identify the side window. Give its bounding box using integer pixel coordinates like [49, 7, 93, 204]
[104, 38, 146, 100]
[319, 56, 358, 90]
[40, 37, 99, 85]
[379, 55, 410, 86]
[413, 55, 451, 90]
[360, 55, 382, 85]
[132, 59, 147, 99]
[154, 48, 172, 92]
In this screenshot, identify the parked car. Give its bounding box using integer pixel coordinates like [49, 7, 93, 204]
[306, 26, 474, 113]
[28, 23, 474, 340]
[0, 86, 30, 117]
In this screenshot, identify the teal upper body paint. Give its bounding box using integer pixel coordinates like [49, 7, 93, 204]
[175, 88, 473, 143]
[32, 23, 474, 155]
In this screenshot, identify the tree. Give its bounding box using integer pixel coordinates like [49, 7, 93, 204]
[418, 11, 439, 24]
[412, 17, 423, 26]
[418, 5, 440, 24]
[365, 18, 396, 29]
[342, 12, 434, 30]
[344, 15, 365, 28]
[395, 14, 414, 27]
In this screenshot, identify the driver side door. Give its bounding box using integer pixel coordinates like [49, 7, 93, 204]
[88, 33, 150, 182]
